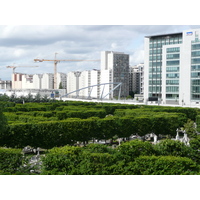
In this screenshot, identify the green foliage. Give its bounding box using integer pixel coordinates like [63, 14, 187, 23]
[126, 156, 199, 175]
[183, 119, 197, 139]
[116, 140, 155, 162]
[154, 139, 192, 157]
[41, 145, 83, 175]
[0, 148, 23, 173]
[0, 107, 8, 135]
[78, 152, 115, 175]
[59, 82, 63, 89]
[189, 135, 200, 164]
[196, 115, 200, 132]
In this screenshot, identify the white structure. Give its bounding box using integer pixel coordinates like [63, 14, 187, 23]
[56, 72, 67, 89]
[101, 51, 129, 99]
[67, 71, 81, 95]
[129, 63, 144, 95]
[12, 73, 24, 89]
[41, 73, 54, 90]
[0, 79, 12, 90]
[67, 69, 101, 98]
[144, 28, 200, 106]
[12, 73, 65, 90]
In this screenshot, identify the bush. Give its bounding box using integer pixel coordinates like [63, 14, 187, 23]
[41, 146, 83, 175]
[154, 139, 192, 157]
[116, 140, 155, 162]
[0, 148, 23, 173]
[126, 156, 199, 175]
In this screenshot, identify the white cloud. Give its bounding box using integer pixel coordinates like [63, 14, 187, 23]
[1, 25, 200, 80]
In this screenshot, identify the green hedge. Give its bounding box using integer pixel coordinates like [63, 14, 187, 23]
[1, 113, 187, 148]
[125, 156, 199, 175]
[41, 143, 200, 175]
[0, 148, 23, 173]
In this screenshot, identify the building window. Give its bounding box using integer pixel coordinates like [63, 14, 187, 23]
[192, 58, 200, 64]
[191, 51, 200, 57]
[192, 44, 200, 50]
[166, 60, 180, 66]
[166, 54, 180, 59]
[167, 47, 180, 53]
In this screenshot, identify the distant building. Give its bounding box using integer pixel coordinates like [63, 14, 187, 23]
[12, 72, 66, 90]
[67, 69, 101, 98]
[0, 79, 12, 90]
[101, 51, 129, 99]
[57, 73, 67, 89]
[41, 73, 54, 90]
[67, 71, 81, 95]
[12, 73, 24, 89]
[129, 63, 144, 95]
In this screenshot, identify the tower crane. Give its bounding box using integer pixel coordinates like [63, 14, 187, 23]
[34, 53, 100, 89]
[6, 65, 39, 73]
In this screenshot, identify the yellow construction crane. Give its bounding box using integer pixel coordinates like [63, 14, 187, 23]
[34, 53, 100, 89]
[6, 65, 39, 73]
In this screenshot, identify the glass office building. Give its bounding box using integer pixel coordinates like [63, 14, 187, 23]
[144, 29, 200, 105]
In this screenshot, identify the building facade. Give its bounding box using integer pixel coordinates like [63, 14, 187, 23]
[144, 29, 200, 105]
[0, 79, 12, 90]
[101, 51, 129, 99]
[12, 72, 67, 90]
[67, 69, 101, 98]
[129, 63, 144, 95]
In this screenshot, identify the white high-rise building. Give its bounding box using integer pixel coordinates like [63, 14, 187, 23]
[101, 51, 129, 99]
[129, 63, 144, 95]
[67, 71, 81, 95]
[41, 73, 54, 89]
[12, 73, 24, 89]
[144, 28, 200, 105]
[67, 69, 100, 98]
[56, 72, 67, 89]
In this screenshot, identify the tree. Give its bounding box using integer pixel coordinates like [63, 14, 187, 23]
[183, 119, 197, 139]
[59, 82, 63, 89]
[0, 107, 8, 136]
[116, 140, 155, 162]
[34, 93, 41, 102]
[154, 139, 192, 157]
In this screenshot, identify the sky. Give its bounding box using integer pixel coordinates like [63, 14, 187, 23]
[1, 25, 200, 81]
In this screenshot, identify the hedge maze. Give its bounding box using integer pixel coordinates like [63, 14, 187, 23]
[0, 100, 200, 174]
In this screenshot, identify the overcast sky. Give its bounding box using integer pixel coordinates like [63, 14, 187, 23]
[1, 25, 200, 80]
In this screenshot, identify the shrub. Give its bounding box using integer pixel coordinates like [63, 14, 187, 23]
[41, 146, 83, 175]
[154, 139, 192, 157]
[116, 140, 155, 162]
[0, 148, 23, 173]
[126, 156, 199, 175]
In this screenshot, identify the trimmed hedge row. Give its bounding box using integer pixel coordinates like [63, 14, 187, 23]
[1, 139, 199, 175]
[115, 107, 198, 121]
[0, 148, 23, 173]
[1, 113, 186, 149]
[4, 109, 107, 123]
[40, 141, 200, 175]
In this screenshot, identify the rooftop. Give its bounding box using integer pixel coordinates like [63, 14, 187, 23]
[145, 32, 182, 39]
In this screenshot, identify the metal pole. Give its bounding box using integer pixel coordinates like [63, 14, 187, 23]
[118, 84, 121, 100]
[54, 53, 58, 89]
[101, 84, 105, 100]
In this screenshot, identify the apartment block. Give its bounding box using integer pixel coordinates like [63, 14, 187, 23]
[101, 51, 129, 99]
[129, 63, 144, 95]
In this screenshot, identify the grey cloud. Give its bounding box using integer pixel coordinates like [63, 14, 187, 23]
[1, 25, 199, 81]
